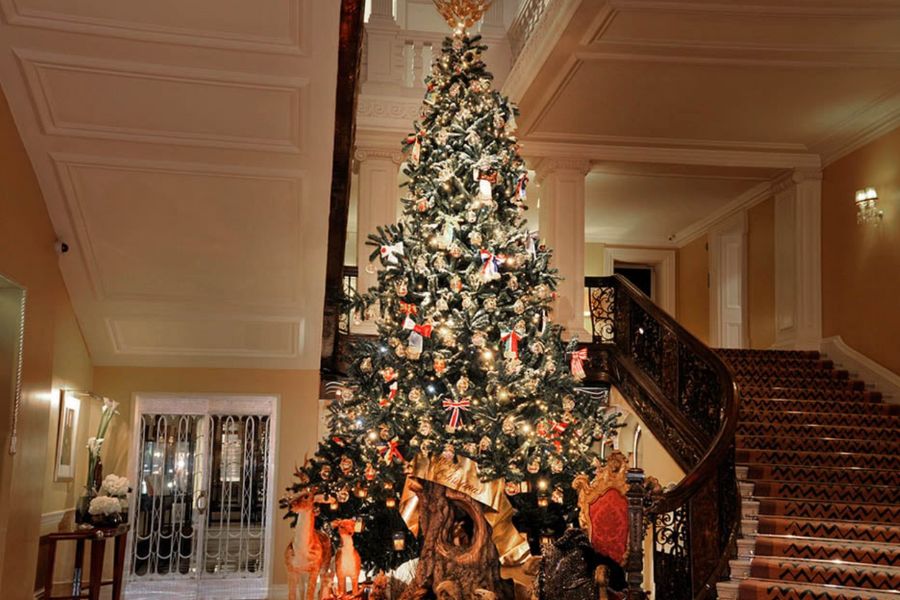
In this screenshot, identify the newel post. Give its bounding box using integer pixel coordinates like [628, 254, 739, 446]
[625, 468, 647, 600]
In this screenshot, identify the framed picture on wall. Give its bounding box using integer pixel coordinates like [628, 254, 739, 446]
[54, 390, 80, 482]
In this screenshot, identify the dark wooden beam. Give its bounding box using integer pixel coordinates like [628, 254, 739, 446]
[321, 0, 365, 375]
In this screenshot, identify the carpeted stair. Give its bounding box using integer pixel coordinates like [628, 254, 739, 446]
[714, 348, 900, 600]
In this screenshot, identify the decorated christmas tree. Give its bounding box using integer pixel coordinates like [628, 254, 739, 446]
[283, 2, 620, 597]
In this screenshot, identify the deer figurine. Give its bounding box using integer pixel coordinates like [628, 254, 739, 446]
[332, 519, 362, 597]
[285, 489, 333, 600]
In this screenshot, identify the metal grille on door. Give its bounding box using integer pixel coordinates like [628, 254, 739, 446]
[128, 405, 273, 598]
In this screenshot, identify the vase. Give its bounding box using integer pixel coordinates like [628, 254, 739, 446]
[91, 511, 122, 530]
[75, 493, 95, 525]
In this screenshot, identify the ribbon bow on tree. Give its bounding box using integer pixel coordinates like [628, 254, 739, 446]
[569, 348, 589, 380]
[442, 398, 471, 430]
[399, 301, 418, 316]
[549, 420, 569, 451]
[500, 329, 524, 358]
[380, 381, 398, 407]
[380, 241, 405, 265]
[404, 316, 433, 353]
[515, 173, 528, 200]
[479, 250, 504, 281]
[378, 438, 405, 465]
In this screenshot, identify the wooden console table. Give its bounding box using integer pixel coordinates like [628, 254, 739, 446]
[39, 524, 128, 600]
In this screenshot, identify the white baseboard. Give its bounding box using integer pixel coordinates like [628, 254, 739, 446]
[819, 335, 900, 402]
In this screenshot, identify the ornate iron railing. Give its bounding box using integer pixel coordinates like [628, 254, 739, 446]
[586, 275, 741, 600]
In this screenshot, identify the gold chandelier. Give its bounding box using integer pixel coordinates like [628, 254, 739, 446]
[432, 0, 494, 31]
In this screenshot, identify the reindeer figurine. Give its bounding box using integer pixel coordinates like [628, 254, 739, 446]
[332, 519, 362, 597]
[285, 488, 333, 600]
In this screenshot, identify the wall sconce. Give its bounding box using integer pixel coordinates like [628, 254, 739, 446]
[855, 187, 883, 224]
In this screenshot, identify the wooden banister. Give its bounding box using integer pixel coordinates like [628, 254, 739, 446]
[585, 274, 741, 600]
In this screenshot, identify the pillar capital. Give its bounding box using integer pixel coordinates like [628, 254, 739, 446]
[354, 146, 405, 165]
[772, 168, 823, 195]
[534, 158, 592, 182]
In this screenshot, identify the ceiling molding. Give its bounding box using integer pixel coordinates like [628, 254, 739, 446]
[585, 232, 676, 248]
[50, 152, 307, 306]
[574, 48, 900, 70]
[527, 131, 809, 152]
[521, 139, 821, 170]
[815, 92, 900, 166]
[106, 315, 302, 359]
[672, 180, 773, 247]
[0, 0, 308, 55]
[607, 0, 900, 18]
[15, 49, 308, 154]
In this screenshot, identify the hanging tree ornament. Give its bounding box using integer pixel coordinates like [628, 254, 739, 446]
[380, 381, 398, 407]
[569, 347, 589, 380]
[479, 250, 503, 281]
[500, 328, 523, 359]
[379, 437, 405, 465]
[380, 241, 405, 265]
[442, 397, 471, 432]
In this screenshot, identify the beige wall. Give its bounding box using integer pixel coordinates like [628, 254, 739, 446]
[676, 235, 709, 343]
[0, 90, 94, 598]
[92, 366, 321, 586]
[747, 197, 776, 349]
[822, 126, 900, 374]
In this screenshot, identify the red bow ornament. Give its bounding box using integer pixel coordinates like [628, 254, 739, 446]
[570, 348, 589, 380]
[404, 317, 433, 354]
[380, 381, 398, 407]
[379, 438, 405, 465]
[442, 398, 471, 431]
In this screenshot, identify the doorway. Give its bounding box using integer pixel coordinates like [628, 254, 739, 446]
[614, 263, 654, 300]
[126, 395, 277, 600]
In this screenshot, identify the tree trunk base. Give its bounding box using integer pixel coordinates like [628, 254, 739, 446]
[399, 480, 515, 600]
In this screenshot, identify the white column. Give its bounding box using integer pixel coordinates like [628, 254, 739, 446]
[537, 158, 591, 340]
[354, 146, 403, 296]
[773, 169, 822, 350]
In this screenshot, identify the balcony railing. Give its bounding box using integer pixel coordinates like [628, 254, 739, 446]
[508, 0, 551, 62]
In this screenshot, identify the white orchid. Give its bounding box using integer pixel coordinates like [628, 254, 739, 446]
[101, 474, 130, 497]
[101, 398, 119, 415]
[88, 495, 122, 516]
[86, 437, 104, 455]
[85, 396, 120, 491]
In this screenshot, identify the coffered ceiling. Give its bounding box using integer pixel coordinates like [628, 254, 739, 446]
[0, 0, 339, 369]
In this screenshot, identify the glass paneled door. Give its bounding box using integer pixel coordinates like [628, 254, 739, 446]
[126, 395, 276, 600]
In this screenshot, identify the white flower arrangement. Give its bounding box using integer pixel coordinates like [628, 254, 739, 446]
[88, 495, 122, 516]
[101, 474, 130, 498]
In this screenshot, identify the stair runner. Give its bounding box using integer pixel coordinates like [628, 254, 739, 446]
[714, 348, 900, 600]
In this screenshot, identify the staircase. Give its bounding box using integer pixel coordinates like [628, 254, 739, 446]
[716, 348, 900, 600]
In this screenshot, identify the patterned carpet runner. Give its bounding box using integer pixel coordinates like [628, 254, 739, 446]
[716, 349, 900, 600]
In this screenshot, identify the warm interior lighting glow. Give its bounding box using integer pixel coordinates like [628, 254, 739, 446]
[855, 187, 883, 224]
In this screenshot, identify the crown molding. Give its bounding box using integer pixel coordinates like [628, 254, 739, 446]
[585, 232, 676, 248]
[607, 0, 900, 18]
[817, 102, 900, 166]
[521, 139, 821, 170]
[673, 180, 773, 247]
